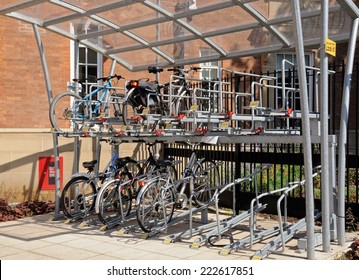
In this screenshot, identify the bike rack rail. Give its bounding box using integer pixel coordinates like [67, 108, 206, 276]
[184, 164, 271, 249]
[218, 168, 322, 259]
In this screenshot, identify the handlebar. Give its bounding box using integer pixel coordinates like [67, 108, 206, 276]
[167, 66, 201, 74]
[96, 74, 124, 82]
[148, 66, 164, 74]
[72, 74, 124, 84]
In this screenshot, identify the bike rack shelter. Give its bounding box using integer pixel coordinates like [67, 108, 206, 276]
[1, 0, 359, 260]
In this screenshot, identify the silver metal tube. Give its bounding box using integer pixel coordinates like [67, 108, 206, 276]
[320, 0, 331, 252]
[33, 24, 53, 104]
[291, 0, 316, 260]
[73, 40, 80, 176]
[109, 59, 117, 76]
[33, 24, 62, 217]
[337, 17, 359, 246]
[329, 139, 337, 240]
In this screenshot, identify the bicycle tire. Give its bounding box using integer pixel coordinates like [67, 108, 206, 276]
[96, 176, 133, 226]
[173, 87, 192, 114]
[117, 158, 142, 197]
[61, 176, 97, 220]
[193, 159, 220, 206]
[136, 178, 175, 233]
[144, 161, 178, 183]
[49, 91, 84, 133]
[122, 103, 138, 126]
[159, 164, 178, 183]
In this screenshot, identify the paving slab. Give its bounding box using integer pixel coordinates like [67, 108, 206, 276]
[0, 212, 357, 261]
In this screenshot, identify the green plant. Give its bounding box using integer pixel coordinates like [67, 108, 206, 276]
[345, 207, 359, 232]
[344, 240, 359, 260]
[336, 240, 359, 260]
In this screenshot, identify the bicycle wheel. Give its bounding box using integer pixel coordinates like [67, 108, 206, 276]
[193, 159, 220, 206]
[96, 176, 133, 226]
[146, 161, 178, 183]
[165, 164, 178, 183]
[49, 91, 86, 133]
[61, 176, 97, 220]
[122, 103, 138, 126]
[106, 97, 127, 132]
[123, 159, 142, 197]
[136, 178, 175, 233]
[174, 90, 192, 115]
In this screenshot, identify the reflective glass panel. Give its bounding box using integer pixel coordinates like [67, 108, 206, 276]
[52, 17, 110, 36]
[16, 3, 73, 22]
[131, 21, 193, 43]
[209, 29, 282, 53]
[97, 3, 160, 27]
[62, 0, 123, 10]
[93, 32, 140, 51]
[187, 6, 257, 34]
[158, 38, 217, 61]
[114, 49, 168, 67]
[154, 0, 228, 14]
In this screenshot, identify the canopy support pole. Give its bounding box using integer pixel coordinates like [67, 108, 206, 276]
[33, 24, 61, 217]
[291, 0, 315, 260]
[337, 17, 359, 246]
[320, 0, 331, 253]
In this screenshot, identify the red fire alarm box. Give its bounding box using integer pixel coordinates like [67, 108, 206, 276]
[39, 156, 63, 190]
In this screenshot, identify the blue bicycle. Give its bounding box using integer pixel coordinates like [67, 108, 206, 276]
[49, 74, 125, 133]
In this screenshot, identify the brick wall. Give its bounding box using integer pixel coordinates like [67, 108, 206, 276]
[0, 18, 70, 129]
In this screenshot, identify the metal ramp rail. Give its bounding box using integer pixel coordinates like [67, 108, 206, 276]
[219, 168, 322, 259]
[183, 164, 272, 248]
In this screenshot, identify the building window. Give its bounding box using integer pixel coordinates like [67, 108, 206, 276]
[78, 45, 102, 95]
[200, 48, 219, 80]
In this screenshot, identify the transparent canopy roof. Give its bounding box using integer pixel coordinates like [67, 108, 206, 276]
[1, 0, 358, 71]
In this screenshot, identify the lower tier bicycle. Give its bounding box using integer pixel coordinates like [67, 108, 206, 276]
[135, 141, 221, 232]
[60, 139, 140, 220]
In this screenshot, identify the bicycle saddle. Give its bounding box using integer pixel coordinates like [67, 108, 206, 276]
[157, 159, 173, 167]
[82, 160, 97, 170]
[115, 157, 132, 169]
[148, 66, 163, 74]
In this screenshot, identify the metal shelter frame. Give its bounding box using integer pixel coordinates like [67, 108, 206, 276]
[1, 0, 359, 260]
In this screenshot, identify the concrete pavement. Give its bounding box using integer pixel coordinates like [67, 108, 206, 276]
[0, 212, 357, 260]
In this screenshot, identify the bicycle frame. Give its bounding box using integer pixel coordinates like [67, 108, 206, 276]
[74, 80, 113, 119]
[170, 148, 201, 207]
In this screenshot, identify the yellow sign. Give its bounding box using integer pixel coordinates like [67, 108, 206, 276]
[325, 38, 336, 57]
[190, 105, 198, 111]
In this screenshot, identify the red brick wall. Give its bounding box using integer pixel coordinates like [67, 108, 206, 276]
[0, 18, 70, 128]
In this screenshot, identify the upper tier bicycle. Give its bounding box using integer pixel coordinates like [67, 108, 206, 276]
[122, 66, 200, 127]
[49, 74, 125, 133]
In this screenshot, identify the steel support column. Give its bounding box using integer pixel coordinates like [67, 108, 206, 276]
[291, 0, 316, 260]
[337, 17, 359, 246]
[73, 40, 80, 176]
[33, 24, 61, 217]
[320, 0, 331, 252]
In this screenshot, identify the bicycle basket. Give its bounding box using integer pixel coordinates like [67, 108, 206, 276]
[126, 80, 159, 107]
